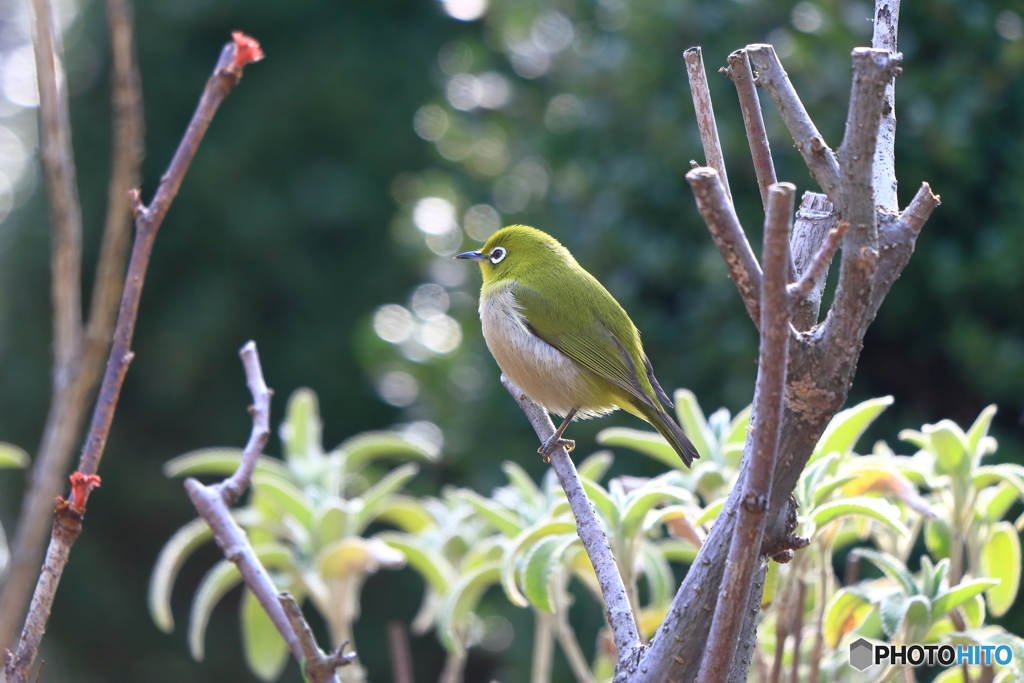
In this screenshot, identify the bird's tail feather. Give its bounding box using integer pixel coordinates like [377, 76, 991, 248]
[640, 404, 699, 467]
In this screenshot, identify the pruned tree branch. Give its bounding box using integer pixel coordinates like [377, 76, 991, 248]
[788, 221, 847, 304]
[746, 43, 842, 205]
[0, 0, 145, 644]
[501, 376, 643, 680]
[685, 46, 731, 203]
[696, 183, 794, 683]
[872, 0, 901, 212]
[788, 192, 835, 330]
[279, 593, 356, 683]
[685, 168, 762, 327]
[3, 35, 263, 683]
[723, 48, 776, 209]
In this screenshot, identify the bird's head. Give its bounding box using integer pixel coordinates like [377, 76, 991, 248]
[455, 225, 571, 284]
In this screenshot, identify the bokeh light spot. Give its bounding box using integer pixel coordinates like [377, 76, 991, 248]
[441, 0, 487, 22]
[464, 204, 501, 241]
[373, 304, 414, 343]
[416, 315, 462, 354]
[413, 197, 457, 235]
[411, 283, 450, 320]
[377, 371, 419, 407]
[414, 104, 449, 141]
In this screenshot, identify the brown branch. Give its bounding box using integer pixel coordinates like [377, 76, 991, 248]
[696, 183, 794, 683]
[685, 168, 762, 327]
[788, 192, 836, 331]
[746, 44, 842, 205]
[788, 221, 848, 303]
[3, 36, 263, 683]
[279, 593, 355, 683]
[388, 621, 415, 683]
[824, 48, 901, 350]
[501, 376, 643, 676]
[723, 49, 776, 208]
[0, 0, 146, 645]
[872, 0, 901, 212]
[685, 47, 731, 202]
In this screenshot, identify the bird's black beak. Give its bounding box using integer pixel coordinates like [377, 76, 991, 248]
[454, 251, 487, 262]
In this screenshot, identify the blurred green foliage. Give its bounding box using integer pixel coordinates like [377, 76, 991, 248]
[2, 0, 1024, 680]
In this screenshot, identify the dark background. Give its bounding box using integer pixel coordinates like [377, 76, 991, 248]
[1, 0, 1024, 681]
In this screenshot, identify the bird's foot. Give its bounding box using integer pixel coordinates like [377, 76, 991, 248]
[538, 436, 575, 463]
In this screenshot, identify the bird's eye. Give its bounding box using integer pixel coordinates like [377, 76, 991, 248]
[489, 247, 507, 264]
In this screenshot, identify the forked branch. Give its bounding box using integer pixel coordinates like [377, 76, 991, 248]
[684, 47, 731, 203]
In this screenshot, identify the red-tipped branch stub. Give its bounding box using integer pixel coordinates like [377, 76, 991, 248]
[68, 472, 102, 513]
[231, 32, 264, 68]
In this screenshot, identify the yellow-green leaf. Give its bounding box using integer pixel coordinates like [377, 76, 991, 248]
[149, 517, 213, 633]
[810, 396, 893, 464]
[240, 586, 292, 681]
[0, 442, 29, 469]
[823, 588, 873, 648]
[981, 522, 1020, 617]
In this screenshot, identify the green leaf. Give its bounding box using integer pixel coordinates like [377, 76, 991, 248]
[501, 461, 542, 509]
[579, 477, 620, 529]
[378, 532, 453, 594]
[252, 473, 314, 529]
[373, 494, 435, 534]
[0, 442, 29, 469]
[981, 522, 1020, 617]
[459, 490, 523, 537]
[501, 521, 578, 607]
[974, 464, 1024, 506]
[962, 593, 986, 629]
[577, 451, 614, 482]
[924, 420, 970, 477]
[965, 404, 998, 459]
[903, 595, 932, 638]
[812, 475, 859, 507]
[797, 452, 838, 507]
[725, 406, 751, 447]
[353, 463, 420, 534]
[312, 499, 348, 548]
[931, 578, 1000, 620]
[851, 548, 918, 596]
[921, 556, 950, 600]
[925, 517, 951, 560]
[621, 487, 691, 541]
[695, 498, 727, 526]
[657, 538, 700, 564]
[810, 396, 893, 464]
[280, 388, 324, 473]
[823, 588, 872, 648]
[639, 542, 674, 608]
[438, 562, 501, 656]
[978, 482, 1021, 523]
[316, 537, 405, 578]
[336, 431, 439, 476]
[596, 427, 681, 470]
[811, 498, 909, 538]
[149, 517, 213, 633]
[241, 587, 292, 681]
[188, 543, 293, 661]
[880, 594, 909, 637]
[673, 389, 715, 461]
[164, 448, 293, 481]
[522, 533, 579, 612]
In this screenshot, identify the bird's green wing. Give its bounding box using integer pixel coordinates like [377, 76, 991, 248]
[512, 282, 658, 410]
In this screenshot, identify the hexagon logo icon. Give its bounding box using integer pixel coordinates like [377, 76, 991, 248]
[849, 638, 873, 671]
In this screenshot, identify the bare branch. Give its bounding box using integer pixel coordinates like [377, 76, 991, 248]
[696, 183, 794, 683]
[279, 593, 355, 683]
[220, 342, 272, 504]
[3, 36, 263, 682]
[746, 44, 842, 205]
[501, 376, 643, 677]
[824, 48, 902, 349]
[788, 221, 848, 304]
[85, 0, 145, 356]
[685, 168, 762, 326]
[872, 0, 901, 212]
[723, 49, 776, 208]
[788, 192, 835, 330]
[388, 622, 414, 683]
[685, 47, 731, 202]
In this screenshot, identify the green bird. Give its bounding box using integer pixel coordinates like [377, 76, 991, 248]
[455, 225, 698, 466]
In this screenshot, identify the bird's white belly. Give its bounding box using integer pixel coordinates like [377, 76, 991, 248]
[479, 283, 613, 419]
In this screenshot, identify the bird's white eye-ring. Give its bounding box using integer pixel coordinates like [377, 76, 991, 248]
[489, 247, 507, 264]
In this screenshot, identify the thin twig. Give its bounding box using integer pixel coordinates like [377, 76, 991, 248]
[788, 192, 836, 330]
[279, 593, 355, 683]
[684, 47, 731, 203]
[746, 44, 842, 205]
[872, 0, 901, 212]
[696, 183, 794, 683]
[3, 36, 263, 683]
[502, 376, 643, 679]
[388, 622, 415, 683]
[787, 221, 848, 303]
[723, 49, 776, 208]
[685, 168, 762, 327]
[0, 0, 89, 645]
